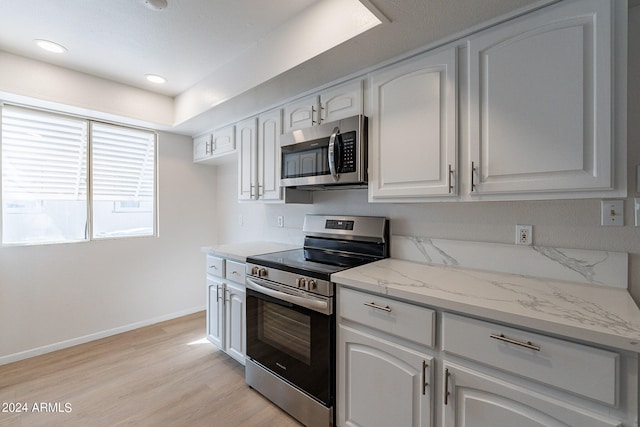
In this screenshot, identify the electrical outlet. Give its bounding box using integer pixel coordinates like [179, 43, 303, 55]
[601, 200, 624, 226]
[277, 216, 284, 228]
[516, 224, 532, 245]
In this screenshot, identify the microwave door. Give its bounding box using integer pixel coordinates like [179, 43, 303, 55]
[328, 127, 341, 182]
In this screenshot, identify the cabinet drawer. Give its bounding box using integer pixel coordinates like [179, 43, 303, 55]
[442, 313, 618, 405]
[338, 287, 435, 348]
[206, 255, 224, 277]
[225, 260, 246, 284]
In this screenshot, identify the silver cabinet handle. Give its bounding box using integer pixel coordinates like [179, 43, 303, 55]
[471, 161, 477, 192]
[215, 285, 221, 303]
[444, 368, 450, 405]
[208, 265, 218, 270]
[422, 360, 428, 395]
[363, 302, 392, 312]
[448, 164, 454, 193]
[490, 333, 541, 351]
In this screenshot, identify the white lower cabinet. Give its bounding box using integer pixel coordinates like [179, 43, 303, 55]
[223, 280, 246, 364]
[441, 362, 622, 427]
[205, 256, 246, 365]
[336, 286, 637, 427]
[338, 325, 433, 427]
[206, 276, 224, 349]
[338, 287, 435, 427]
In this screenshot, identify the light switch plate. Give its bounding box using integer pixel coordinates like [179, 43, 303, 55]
[601, 200, 624, 226]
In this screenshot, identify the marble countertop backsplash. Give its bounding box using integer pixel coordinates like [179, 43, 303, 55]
[333, 236, 640, 353]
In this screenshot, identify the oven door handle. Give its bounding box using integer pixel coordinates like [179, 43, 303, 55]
[246, 278, 332, 315]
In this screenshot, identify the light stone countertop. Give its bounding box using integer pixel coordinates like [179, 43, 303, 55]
[331, 258, 640, 353]
[201, 241, 300, 263]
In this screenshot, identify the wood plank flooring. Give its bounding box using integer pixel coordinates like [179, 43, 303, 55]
[0, 311, 302, 427]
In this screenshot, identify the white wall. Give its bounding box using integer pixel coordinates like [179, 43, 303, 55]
[0, 131, 217, 363]
[213, 6, 640, 304]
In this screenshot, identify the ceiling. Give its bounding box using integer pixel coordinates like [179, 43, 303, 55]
[1, 0, 631, 134]
[0, 0, 324, 97]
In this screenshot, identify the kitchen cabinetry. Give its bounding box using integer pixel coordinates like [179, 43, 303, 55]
[237, 110, 311, 203]
[283, 80, 363, 133]
[336, 286, 637, 427]
[193, 124, 236, 164]
[441, 312, 629, 427]
[337, 287, 434, 427]
[237, 111, 281, 201]
[367, 0, 625, 202]
[368, 47, 457, 201]
[205, 255, 246, 365]
[467, 0, 617, 197]
[441, 363, 621, 427]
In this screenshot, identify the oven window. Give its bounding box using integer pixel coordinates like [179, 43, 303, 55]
[260, 301, 311, 365]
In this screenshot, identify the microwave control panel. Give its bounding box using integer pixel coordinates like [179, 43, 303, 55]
[340, 131, 356, 173]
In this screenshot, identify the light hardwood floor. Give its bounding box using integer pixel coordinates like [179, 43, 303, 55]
[0, 311, 302, 426]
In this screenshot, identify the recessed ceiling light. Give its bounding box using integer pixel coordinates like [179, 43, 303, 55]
[143, 0, 168, 11]
[145, 74, 167, 84]
[34, 39, 67, 54]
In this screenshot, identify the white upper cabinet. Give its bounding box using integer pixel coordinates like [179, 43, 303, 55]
[237, 109, 309, 203]
[193, 133, 213, 162]
[467, 0, 618, 197]
[368, 47, 458, 201]
[257, 108, 283, 201]
[237, 117, 258, 201]
[319, 80, 364, 124]
[283, 80, 363, 133]
[193, 124, 236, 165]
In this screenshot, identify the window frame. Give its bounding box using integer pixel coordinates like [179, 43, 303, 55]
[0, 103, 158, 246]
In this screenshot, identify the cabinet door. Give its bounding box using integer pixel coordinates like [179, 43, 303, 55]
[258, 109, 283, 201]
[224, 281, 246, 365]
[320, 80, 363, 124]
[283, 94, 319, 133]
[467, 0, 613, 196]
[206, 277, 224, 349]
[193, 133, 212, 162]
[442, 362, 621, 427]
[369, 47, 457, 201]
[338, 325, 432, 427]
[211, 124, 236, 155]
[237, 117, 258, 201]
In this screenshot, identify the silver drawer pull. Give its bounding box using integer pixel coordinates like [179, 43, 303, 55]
[363, 302, 392, 313]
[209, 265, 218, 269]
[490, 333, 541, 351]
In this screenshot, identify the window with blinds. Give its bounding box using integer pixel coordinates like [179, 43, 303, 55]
[1, 105, 156, 245]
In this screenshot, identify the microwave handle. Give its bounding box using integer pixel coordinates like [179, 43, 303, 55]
[328, 126, 340, 182]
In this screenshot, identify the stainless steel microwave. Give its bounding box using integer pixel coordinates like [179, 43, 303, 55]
[280, 115, 367, 189]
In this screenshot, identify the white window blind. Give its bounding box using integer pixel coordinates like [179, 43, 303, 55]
[1, 105, 157, 244]
[2, 106, 88, 200]
[91, 122, 155, 202]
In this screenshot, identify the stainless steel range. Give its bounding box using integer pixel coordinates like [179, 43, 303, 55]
[244, 214, 389, 427]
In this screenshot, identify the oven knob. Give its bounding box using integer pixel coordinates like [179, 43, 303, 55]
[307, 279, 317, 290]
[296, 277, 306, 288]
[251, 266, 259, 275]
[258, 268, 268, 278]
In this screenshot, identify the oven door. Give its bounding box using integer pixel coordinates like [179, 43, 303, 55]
[245, 280, 334, 406]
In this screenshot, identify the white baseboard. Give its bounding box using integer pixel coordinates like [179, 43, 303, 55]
[0, 305, 206, 366]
